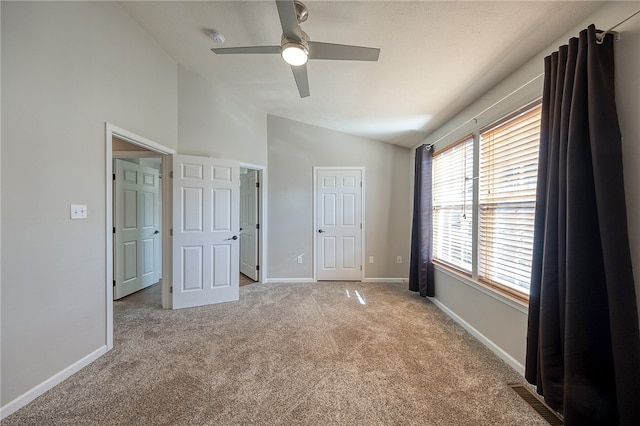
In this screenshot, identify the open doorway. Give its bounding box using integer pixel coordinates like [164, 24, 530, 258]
[112, 139, 163, 304]
[105, 125, 267, 348]
[239, 166, 263, 286]
[105, 124, 175, 350]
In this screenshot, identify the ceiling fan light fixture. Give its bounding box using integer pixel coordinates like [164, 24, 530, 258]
[281, 41, 308, 66]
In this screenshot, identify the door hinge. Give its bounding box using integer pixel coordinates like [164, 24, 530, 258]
[256, 182, 260, 188]
[360, 265, 363, 271]
[170, 229, 173, 236]
[113, 173, 116, 181]
[113, 280, 116, 287]
[170, 171, 174, 179]
[256, 224, 260, 230]
[170, 286, 173, 294]
[113, 227, 116, 234]
[256, 265, 260, 271]
[360, 223, 362, 229]
[360, 181, 362, 187]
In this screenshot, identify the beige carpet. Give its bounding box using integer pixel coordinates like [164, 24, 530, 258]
[2, 281, 546, 425]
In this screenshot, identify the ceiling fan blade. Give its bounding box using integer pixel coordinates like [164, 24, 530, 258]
[211, 46, 281, 55]
[276, 0, 302, 40]
[291, 64, 310, 98]
[309, 42, 380, 61]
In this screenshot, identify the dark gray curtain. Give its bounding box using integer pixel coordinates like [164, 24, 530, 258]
[526, 25, 640, 425]
[409, 145, 434, 297]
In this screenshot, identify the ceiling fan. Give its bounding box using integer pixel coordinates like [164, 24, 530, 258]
[211, 0, 381, 98]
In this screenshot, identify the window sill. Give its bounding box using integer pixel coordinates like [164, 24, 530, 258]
[433, 263, 529, 314]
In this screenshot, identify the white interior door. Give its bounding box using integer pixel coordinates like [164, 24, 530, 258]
[114, 159, 160, 299]
[315, 168, 363, 281]
[172, 154, 240, 309]
[239, 170, 259, 281]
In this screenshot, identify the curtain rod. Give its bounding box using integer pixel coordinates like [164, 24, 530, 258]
[595, 9, 640, 43]
[426, 10, 639, 151]
[426, 73, 543, 150]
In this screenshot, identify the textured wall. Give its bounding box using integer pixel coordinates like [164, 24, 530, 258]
[1, 1, 178, 407]
[267, 115, 411, 280]
[177, 66, 267, 166]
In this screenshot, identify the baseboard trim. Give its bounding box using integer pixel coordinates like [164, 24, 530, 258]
[265, 278, 409, 284]
[265, 278, 409, 283]
[430, 298, 525, 376]
[0, 345, 107, 420]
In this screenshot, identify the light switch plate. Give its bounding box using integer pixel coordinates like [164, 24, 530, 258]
[70, 204, 88, 219]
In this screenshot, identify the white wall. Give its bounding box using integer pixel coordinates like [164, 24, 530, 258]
[616, 8, 640, 321]
[419, 1, 640, 372]
[1, 3, 270, 414]
[267, 115, 411, 280]
[1, 0, 178, 410]
[178, 66, 267, 166]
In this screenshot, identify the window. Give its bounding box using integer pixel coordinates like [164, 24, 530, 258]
[479, 104, 541, 296]
[430, 101, 541, 301]
[432, 136, 473, 273]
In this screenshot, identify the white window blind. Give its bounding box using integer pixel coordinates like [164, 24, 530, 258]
[478, 104, 541, 294]
[432, 136, 473, 273]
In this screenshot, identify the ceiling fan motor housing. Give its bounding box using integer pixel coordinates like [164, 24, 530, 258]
[294, 0, 308, 23]
[281, 30, 309, 50]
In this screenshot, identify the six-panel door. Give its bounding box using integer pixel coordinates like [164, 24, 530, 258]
[172, 154, 240, 309]
[114, 160, 160, 300]
[316, 168, 363, 281]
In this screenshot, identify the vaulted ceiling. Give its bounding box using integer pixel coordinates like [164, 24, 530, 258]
[121, 1, 604, 147]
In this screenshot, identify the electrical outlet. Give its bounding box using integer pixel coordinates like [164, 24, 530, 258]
[396, 256, 402, 264]
[369, 256, 374, 264]
[70, 204, 88, 219]
[297, 255, 303, 264]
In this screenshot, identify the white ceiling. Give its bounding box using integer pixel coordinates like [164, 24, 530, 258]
[121, 1, 603, 148]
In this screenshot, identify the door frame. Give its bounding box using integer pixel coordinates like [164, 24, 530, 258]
[312, 166, 365, 282]
[240, 162, 266, 283]
[105, 123, 176, 350]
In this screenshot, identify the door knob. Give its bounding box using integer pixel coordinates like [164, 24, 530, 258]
[318, 229, 325, 233]
[153, 230, 160, 235]
[226, 235, 238, 241]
